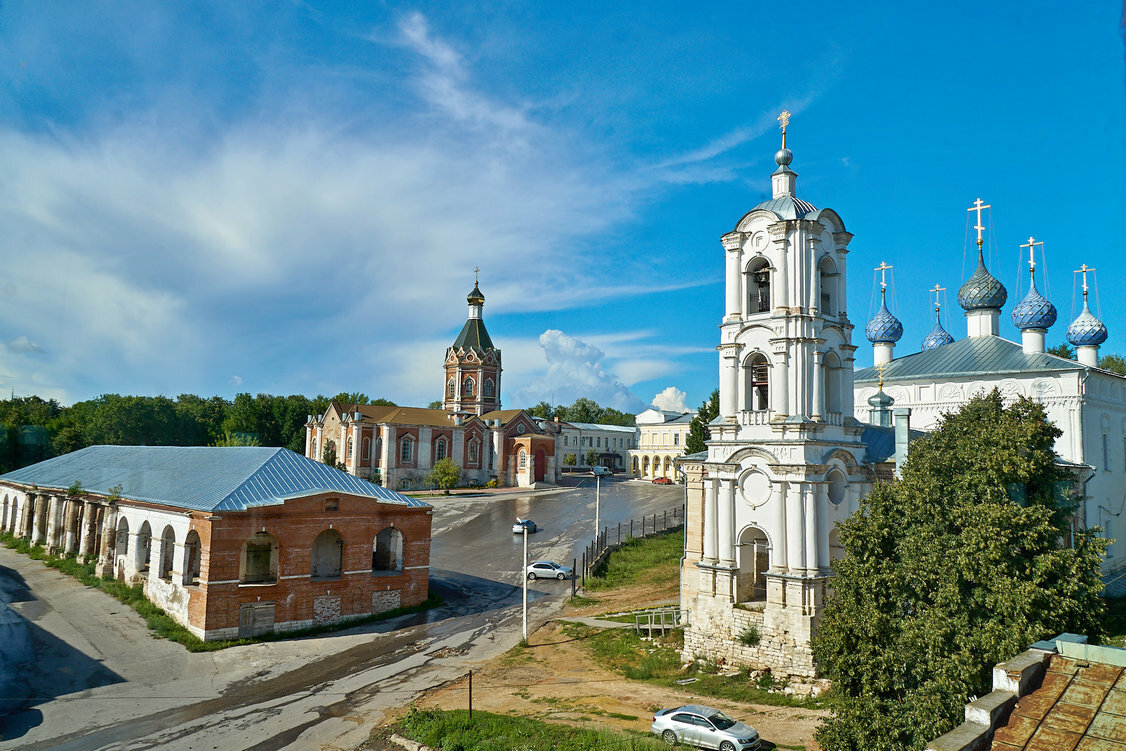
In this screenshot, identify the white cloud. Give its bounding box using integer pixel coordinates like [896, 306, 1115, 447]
[509, 330, 646, 412]
[7, 336, 43, 354]
[651, 386, 689, 413]
[230, 375, 243, 387]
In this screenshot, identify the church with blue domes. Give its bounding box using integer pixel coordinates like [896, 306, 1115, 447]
[680, 116, 1125, 682]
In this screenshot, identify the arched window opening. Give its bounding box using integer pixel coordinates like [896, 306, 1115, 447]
[347, 437, 354, 459]
[463, 378, 475, 397]
[183, 530, 201, 585]
[737, 527, 770, 602]
[372, 526, 404, 572]
[311, 529, 344, 580]
[159, 525, 176, 580]
[746, 260, 771, 314]
[240, 531, 278, 584]
[468, 439, 479, 464]
[827, 470, 847, 507]
[447, 379, 456, 397]
[818, 257, 838, 316]
[362, 436, 371, 460]
[744, 353, 770, 411]
[116, 517, 130, 559]
[400, 438, 413, 463]
[137, 521, 152, 574]
[435, 437, 447, 462]
[484, 379, 494, 397]
[825, 352, 843, 414]
[518, 450, 527, 469]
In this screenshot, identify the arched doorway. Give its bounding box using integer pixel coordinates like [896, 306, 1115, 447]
[736, 526, 770, 602]
[533, 450, 546, 482]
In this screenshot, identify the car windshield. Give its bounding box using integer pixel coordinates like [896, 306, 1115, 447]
[708, 711, 736, 730]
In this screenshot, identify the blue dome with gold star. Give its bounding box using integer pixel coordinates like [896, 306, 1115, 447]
[866, 298, 903, 344]
[1011, 277, 1056, 331]
[1066, 301, 1107, 347]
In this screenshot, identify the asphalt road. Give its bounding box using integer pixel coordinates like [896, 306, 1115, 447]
[0, 478, 684, 750]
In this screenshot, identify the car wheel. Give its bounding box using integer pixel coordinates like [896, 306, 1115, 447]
[556, 572, 565, 580]
[528, 572, 537, 580]
[719, 742, 736, 751]
[661, 729, 677, 746]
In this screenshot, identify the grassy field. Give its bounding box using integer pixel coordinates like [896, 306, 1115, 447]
[583, 528, 682, 592]
[0, 530, 440, 651]
[396, 708, 667, 750]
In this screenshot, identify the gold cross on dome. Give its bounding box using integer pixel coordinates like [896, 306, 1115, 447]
[874, 261, 893, 291]
[875, 362, 888, 389]
[930, 284, 945, 310]
[1020, 236, 1042, 271]
[967, 198, 991, 246]
[778, 110, 791, 132]
[474, 266, 479, 284]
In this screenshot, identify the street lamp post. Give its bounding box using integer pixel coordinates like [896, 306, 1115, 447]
[522, 525, 528, 642]
[594, 474, 601, 540]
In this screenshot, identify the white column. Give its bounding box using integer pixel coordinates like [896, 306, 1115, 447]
[45, 495, 61, 551]
[703, 478, 718, 563]
[724, 236, 743, 319]
[717, 477, 735, 567]
[124, 532, 143, 580]
[786, 483, 804, 577]
[803, 484, 819, 574]
[381, 425, 395, 470]
[146, 534, 162, 584]
[812, 350, 824, 421]
[418, 427, 433, 467]
[80, 503, 99, 556]
[314, 426, 323, 460]
[771, 481, 787, 572]
[171, 541, 186, 582]
[1022, 329, 1046, 355]
[773, 231, 789, 309]
[814, 483, 829, 573]
[773, 350, 789, 417]
[1077, 345, 1100, 367]
[477, 367, 485, 414]
[720, 346, 739, 418]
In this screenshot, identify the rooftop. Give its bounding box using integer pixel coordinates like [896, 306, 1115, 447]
[856, 335, 1084, 383]
[0, 445, 428, 512]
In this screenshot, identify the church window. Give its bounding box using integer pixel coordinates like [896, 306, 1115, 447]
[448, 379, 455, 397]
[468, 439, 479, 463]
[347, 437, 353, 459]
[825, 351, 843, 414]
[362, 437, 370, 460]
[484, 379, 494, 397]
[400, 438, 413, 462]
[745, 353, 770, 411]
[818, 256, 838, 316]
[518, 450, 527, 469]
[435, 438, 447, 462]
[463, 378, 475, 397]
[746, 259, 771, 314]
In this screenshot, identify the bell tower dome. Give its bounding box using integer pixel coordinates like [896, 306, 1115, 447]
[443, 271, 502, 415]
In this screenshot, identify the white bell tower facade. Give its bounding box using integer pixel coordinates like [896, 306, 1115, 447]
[682, 113, 875, 679]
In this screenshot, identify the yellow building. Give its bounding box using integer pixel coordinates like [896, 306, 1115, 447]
[629, 408, 692, 479]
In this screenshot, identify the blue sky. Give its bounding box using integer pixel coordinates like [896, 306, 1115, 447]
[0, 2, 1122, 414]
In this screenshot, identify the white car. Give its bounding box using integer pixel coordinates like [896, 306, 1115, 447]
[525, 561, 572, 580]
[651, 705, 760, 750]
[591, 466, 612, 477]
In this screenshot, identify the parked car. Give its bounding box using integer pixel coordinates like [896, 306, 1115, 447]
[512, 518, 537, 534]
[652, 477, 673, 485]
[591, 466, 612, 478]
[525, 561, 572, 580]
[651, 705, 761, 750]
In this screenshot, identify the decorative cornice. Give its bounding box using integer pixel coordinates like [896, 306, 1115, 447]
[833, 231, 853, 248]
[721, 232, 744, 251]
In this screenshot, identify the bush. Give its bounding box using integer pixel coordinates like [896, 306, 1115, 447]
[738, 625, 760, 646]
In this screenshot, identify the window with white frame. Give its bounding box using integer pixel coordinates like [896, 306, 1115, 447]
[400, 438, 413, 462]
[435, 438, 447, 462]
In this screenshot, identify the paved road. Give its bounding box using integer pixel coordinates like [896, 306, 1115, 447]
[0, 478, 684, 750]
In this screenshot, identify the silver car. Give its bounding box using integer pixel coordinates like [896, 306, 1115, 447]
[651, 705, 761, 750]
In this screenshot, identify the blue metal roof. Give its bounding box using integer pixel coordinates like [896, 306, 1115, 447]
[855, 335, 1084, 383]
[748, 195, 817, 220]
[0, 446, 429, 512]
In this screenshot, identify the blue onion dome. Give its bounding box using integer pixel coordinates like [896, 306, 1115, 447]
[1066, 300, 1108, 346]
[958, 249, 1008, 311]
[865, 297, 903, 344]
[467, 283, 485, 305]
[1011, 277, 1057, 331]
[868, 388, 894, 409]
[921, 320, 955, 350]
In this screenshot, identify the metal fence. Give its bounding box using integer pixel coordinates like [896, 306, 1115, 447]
[578, 505, 683, 585]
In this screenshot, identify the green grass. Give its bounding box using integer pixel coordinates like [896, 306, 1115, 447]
[0, 530, 441, 651]
[558, 622, 825, 709]
[585, 529, 682, 592]
[394, 708, 667, 750]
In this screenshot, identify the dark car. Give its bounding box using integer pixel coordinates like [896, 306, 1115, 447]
[512, 518, 537, 534]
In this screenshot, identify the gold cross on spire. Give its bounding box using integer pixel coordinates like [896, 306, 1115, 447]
[875, 261, 893, 291]
[473, 266, 479, 285]
[875, 362, 888, 390]
[1020, 236, 1042, 272]
[778, 110, 791, 149]
[930, 284, 945, 311]
[967, 198, 991, 247]
[1075, 264, 1095, 299]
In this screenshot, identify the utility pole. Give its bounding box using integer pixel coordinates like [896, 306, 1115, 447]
[594, 474, 601, 539]
[522, 525, 528, 642]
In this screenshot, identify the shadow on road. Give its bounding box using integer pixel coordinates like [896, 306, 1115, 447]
[0, 565, 125, 742]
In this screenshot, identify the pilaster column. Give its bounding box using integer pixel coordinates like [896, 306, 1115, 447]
[64, 499, 82, 554]
[47, 495, 65, 552]
[717, 476, 736, 567]
[814, 482, 829, 573]
[80, 502, 99, 556]
[770, 225, 789, 309]
[786, 482, 804, 577]
[702, 478, 718, 563]
[772, 348, 789, 417]
[477, 366, 485, 415]
[719, 345, 740, 418]
[124, 532, 144, 580]
[170, 541, 186, 581]
[723, 233, 743, 320]
[314, 425, 323, 460]
[147, 533, 162, 582]
[803, 484, 820, 574]
[29, 493, 44, 543]
[418, 427, 433, 467]
[382, 425, 396, 470]
[812, 350, 824, 421]
[18, 494, 33, 538]
[96, 505, 119, 577]
[771, 480, 788, 572]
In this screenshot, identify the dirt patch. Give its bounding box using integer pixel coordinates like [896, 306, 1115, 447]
[386, 581, 826, 750]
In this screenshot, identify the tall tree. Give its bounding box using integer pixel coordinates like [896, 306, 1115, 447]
[426, 457, 461, 494]
[1047, 343, 1075, 359]
[812, 392, 1108, 750]
[685, 389, 719, 454]
[526, 401, 554, 419]
[1098, 353, 1126, 376]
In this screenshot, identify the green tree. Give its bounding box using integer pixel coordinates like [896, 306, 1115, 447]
[332, 392, 370, 405]
[563, 453, 577, 469]
[568, 398, 604, 424]
[1098, 353, 1126, 376]
[584, 449, 598, 466]
[526, 401, 554, 419]
[598, 407, 636, 426]
[812, 392, 1108, 750]
[1047, 343, 1075, 359]
[427, 400, 443, 409]
[427, 457, 461, 494]
[211, 431, 261, 447]
[685, 389, 719, 454]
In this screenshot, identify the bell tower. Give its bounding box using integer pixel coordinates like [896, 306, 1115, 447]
[443, 271, 502, 416]
[682, 113, 874, 680]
